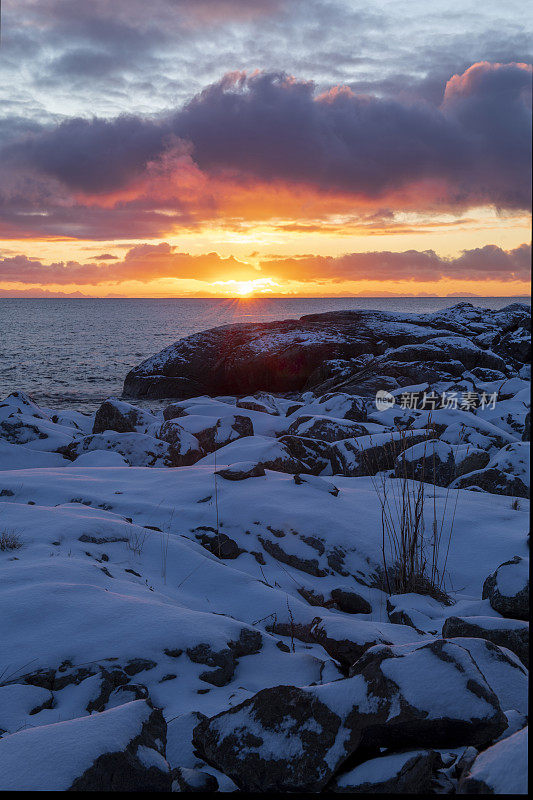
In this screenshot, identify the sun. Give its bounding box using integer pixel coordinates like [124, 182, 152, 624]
[235, 281, 254, 296]
[211, 277, 281, 296]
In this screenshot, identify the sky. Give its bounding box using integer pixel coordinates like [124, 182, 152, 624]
[0, 0, 531, 298]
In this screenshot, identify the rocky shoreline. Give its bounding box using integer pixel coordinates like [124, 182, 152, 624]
[0, 302, 530, 792]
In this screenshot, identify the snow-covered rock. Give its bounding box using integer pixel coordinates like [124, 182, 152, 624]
[442, 615, 529, 667]
[332, 749, 442, 793]
[197, 434, 306, 474]
[331, 430, 429, 477]
[482, 555, 529, 620]
[123, 304, 529, 400]
[1, 298, 530, 793]
[59, 431, 177, 468]
[453, 441, 530, 498]
[0, 700, 171, 791]
[193, 638, 507, 792]
[92, 398, 157, 435]
[154, 420, 203, 464]
[0, 439, 69, 470]
[0, 684, 53, 735]
[458, 726, 528, 794]
[287, 414, 368, 442]
[70, 449, 130, 467]
[395, 439, 489, 486]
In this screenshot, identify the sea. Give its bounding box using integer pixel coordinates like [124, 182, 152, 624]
[0, 297, 529, 412]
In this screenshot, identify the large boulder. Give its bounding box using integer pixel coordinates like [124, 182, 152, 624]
[287, 415, 368, 442]
[196, 435, 306, 474]
[0, 392, 80, 452]
[278, 434, 333, 475]
[395, 439, 489, 486]
[331, 430, 428, 477]
[59, 431, 176, 467]
[442, 615, 529, 667]
[0, 700, 171, 791]
[332, 749, 443, 793]
[458, 726, 528, 794]
[154, 420, 203, 465]
[123, 305, 528, 400]
[452, 442, 530, 498]
[193, 639, 507, 792]
[93, 398, 157, 435]
[482, 556, 529, 620]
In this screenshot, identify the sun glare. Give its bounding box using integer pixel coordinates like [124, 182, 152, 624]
[212, 278, 280, 296]
[236, 281, 254, 296]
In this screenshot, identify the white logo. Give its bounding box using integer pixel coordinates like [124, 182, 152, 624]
[375, 390, 396, 411]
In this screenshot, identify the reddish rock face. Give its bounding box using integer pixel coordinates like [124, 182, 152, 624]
[122, 304, 529, 400]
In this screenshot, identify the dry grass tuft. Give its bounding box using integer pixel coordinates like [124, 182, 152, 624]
[359, 422, 463, 601]
[0, 529, 23, 551]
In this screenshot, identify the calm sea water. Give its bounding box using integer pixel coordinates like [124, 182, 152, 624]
[0, 297, 529, 411]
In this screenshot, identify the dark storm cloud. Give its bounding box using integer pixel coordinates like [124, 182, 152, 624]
[1, 116, 171, 194]
[2, 63, 531, 213]
[177, 64, 531, 208]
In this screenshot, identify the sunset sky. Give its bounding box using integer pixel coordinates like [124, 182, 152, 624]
[0, 0, 531, 298]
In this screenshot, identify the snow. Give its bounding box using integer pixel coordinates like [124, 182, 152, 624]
[464, 727, 528, 794]
[0, 317, 529, 792]
[378, 641, 496, 721]
[70, 449, 129, 467]
[494, 556, 529, 597]
[0, 439, 68, 470]
[336, 749, 426, 788]
[0, 684, 52, 733]
[0, 700, 158, 790]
